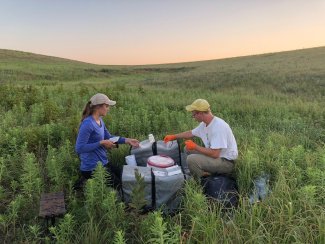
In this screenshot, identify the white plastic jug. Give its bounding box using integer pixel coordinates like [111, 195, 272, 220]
[148, 134, 155, 143]
[125, 155, 137, 166]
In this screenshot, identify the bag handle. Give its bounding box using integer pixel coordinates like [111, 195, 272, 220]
[152, 141, 157, 155]
[150, 168, 156, 209]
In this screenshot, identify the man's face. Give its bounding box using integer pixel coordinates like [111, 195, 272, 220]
[191, 110, 203, 122]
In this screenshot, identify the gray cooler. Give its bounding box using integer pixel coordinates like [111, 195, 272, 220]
[122, 165, 184, 212]
[122, 165, 153, 208]
[154, 167, 184, 211]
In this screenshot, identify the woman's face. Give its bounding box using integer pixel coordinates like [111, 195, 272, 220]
[98, 104, 110, 116]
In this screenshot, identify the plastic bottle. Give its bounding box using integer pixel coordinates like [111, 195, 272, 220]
[256, 174, 270, 200]
[148, 134, 155, 143]
[249, 173, 270, 204]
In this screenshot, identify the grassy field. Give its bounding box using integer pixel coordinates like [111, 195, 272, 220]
[0, 47, 324, 243]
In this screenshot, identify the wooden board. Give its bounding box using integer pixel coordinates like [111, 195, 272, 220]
[39, 191, 66, 218]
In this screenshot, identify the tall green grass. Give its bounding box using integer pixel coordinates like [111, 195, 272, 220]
[0, 47, 324, 242]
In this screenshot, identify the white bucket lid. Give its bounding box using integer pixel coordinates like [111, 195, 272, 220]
[147, 155, 174, 168]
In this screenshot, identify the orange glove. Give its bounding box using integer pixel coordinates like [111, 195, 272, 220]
[164, 134, 176, 143]
[185, 140, 197, 150]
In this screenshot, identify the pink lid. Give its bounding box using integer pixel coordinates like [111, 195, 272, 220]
[147, 155, 175, 168]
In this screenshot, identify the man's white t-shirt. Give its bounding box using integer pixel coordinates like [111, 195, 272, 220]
[192, 116, 238, 160]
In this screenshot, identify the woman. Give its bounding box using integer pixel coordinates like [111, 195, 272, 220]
[75, 93, 139, 189]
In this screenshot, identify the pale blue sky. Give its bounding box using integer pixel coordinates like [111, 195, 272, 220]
[1, 0, 324, 64]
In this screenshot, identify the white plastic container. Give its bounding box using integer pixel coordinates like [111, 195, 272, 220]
[125, 155, 137, 166]
[147, 155, 175, 168]
[148, 134, 155, 143]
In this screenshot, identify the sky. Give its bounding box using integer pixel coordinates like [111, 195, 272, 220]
[1, 0, 325, 65]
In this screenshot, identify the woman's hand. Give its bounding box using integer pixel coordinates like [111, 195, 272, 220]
[126, 138, 140, 148]
[100, 139, 116, 149]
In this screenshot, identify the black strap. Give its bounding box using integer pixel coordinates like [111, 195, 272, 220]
[121, 167, 125, 202]
[176, 139, 186, 179]
[150, 168, 156, 209]
[176, 139, 182, 167]
[152, 141, 157, 155]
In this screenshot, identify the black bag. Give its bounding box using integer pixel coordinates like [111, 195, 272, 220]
[201, 174, 239, 208]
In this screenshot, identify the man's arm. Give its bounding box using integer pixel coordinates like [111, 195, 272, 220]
[185, 140, 221, 158]
[194, 145, 221, 159]
[174, 130, 193, 139]
[164, 130, 194, 143]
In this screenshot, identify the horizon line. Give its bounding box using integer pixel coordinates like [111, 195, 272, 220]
[1, 45, 324, 66]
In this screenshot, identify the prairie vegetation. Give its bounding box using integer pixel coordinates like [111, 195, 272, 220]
[0, 47, 324, 243]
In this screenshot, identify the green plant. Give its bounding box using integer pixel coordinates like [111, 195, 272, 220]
[0, 157, 4, 183]
[84, 178, 96, 216]
[113, 230, 126, 244]
[20, 152, 43, 198]
[146, 211, 179, 244]
[28, 224, 43, 242]
[129, 168, 148, 212]
[46, 146, 65, 190]
[75, 217, 111, 244]
[101, 190, 126, 231]
[49, 213, 75, 243]
[6, 194, 24, 237]
[181, 179, 208, 227]
[137, 210, 181, 244]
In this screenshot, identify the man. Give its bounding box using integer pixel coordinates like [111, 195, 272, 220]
[164, 99, 238, 179]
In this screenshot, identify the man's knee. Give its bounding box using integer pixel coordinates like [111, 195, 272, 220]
[187, 154, 206, 179]
[187, 154, 195, 163]
[187, 154, 201, 169]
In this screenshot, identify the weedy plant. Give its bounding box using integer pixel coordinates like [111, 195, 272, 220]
[84, 164, 111, 217]
[49, 213, 75, 243]
[113, 230, 126, 244]
[140, 211, 181, 244]
[129, 168, 148, 212]
[21, 152, 43, 199]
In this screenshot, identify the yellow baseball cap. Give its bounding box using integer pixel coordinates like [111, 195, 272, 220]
[185, 99, 210, 112]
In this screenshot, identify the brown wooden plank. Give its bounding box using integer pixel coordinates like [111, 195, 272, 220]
[39, 191, 66, 218]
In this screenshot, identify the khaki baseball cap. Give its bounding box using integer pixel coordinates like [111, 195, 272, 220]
[185, 99, 210, 112]
[90, 93, 116, 106]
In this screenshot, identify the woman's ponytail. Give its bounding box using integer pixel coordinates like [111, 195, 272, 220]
[81, 101, 93, 122]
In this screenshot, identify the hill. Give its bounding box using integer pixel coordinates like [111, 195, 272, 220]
[1, 47, 324, 97]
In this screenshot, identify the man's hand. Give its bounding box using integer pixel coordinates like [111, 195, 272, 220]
[185, 140, 197, 150]
[164, 134, 176, 143]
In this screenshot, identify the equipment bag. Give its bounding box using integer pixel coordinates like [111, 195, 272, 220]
[201, 174, 239, 208]
[130, 140, 182, 167]
[122, 165, 153, 209]
[122, 165, 184, 213]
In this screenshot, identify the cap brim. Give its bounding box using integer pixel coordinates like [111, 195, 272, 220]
[185, 105, 195, 112]
[108, 100, 116, 106]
